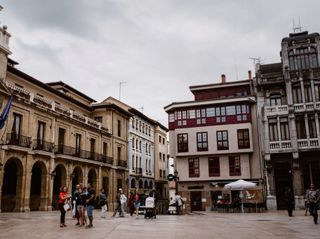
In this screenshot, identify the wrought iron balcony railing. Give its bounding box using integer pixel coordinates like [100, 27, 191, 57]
[117, 159, 127, 167]
[6, 133, 32, 148]
[33, 139, 54, 152]
[54, 144, 114, 164]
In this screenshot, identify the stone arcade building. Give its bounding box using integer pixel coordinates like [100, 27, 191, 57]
[0, 27, 130, 212]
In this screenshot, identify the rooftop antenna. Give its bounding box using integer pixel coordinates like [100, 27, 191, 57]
[249, 57, 261, 73]
[292, 17, 302, 33]
[119, 81, 126, 101]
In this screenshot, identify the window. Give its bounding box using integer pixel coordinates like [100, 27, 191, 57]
[37, 121, 45, 145]
[209, 157, 220, 176]
[169, 113, 175, 122]
[237, 129, 250, 149]
[269, 94, 282, 106]
[288, 47, 319, 70]
[117, 179, 122, 191]
[188, 109, 196, 119]
[162, 138, 165, 144]
[132, 155, 135, 170]
[188, 158, 199, 177]
[196, 108, 206, 125]
[236, 104, 249, 121]
[226, 105, 236, 115]
[197, 132, 208, 151]
[229, 156, 241, 176]
[206, 107, 215, 117]
[90, 138, 95, 153]
[292, 83, 302, 103]
[295, 115, 306, 139]
[103, 142, 108, 156]
[177, 133, 188, 152]
[159, 152, 162, 160]
[132, 138, 135, 149]
[280, 118, 290, 140]
[176, 110, 187, 126]
[159, 169, 162, 177]
[217, 131, 228, 150]
[58, 128, 65, 152]
[159, 136, 161, 143]
[304, 82, 312, 102]
[216, 107, 226, 123]
[94, 116, 102, 123]
[75, 134, 81, 155]
[268, 118, 278, 141]
[117, 147, 121, 160]
[12, 113, 22, 138]
[308, 115, 317, 138]
[117, 120, 121, 137]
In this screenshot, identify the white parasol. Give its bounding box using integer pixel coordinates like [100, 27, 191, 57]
[224, 179, 257, 213]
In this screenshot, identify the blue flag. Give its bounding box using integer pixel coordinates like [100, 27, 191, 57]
[0, 96, 14, 129]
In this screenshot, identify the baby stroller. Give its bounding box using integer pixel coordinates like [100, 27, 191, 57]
[143, 196, 156, 219]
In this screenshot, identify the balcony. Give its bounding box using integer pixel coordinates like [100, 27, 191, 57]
[5, 133, 32, 148]
[265, 105, 289, 116]
[33, 139, 54, 152]
[117, 160, 127, 167]
[100, 155, 114, 165]
[269, 140, 292, 151]
[133, 167, 142, 174]
[297, 139, 319, 149]
[54, 144, 113, 164]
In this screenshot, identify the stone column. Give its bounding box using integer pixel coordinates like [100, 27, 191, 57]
[21, 154, 33, 212]
[0, 149, 5, 212]
[47, 157, 55, 211]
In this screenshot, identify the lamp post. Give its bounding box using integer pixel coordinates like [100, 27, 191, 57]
[174, 170, 179, 194]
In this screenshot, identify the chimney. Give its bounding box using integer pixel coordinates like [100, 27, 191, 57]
[221, 74, 226, 84]
[248, 70, 252, 80]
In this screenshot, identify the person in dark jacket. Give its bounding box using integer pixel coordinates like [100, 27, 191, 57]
[284, 187, 294, 217]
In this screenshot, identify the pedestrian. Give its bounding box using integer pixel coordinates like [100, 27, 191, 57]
[305, 198, 310, 216]
[73, 184, 81, 225]
[59, 186, 71, 228]
[284, 187, 294, 217]
[86, 183, 96, 228]
[112, 189, 122, 217]
[120, 189, 127, 217]
[128, 191, 135, 216]
[306, 183, 320, 224]
[76, 187, 86, 227]
[175, 192, 183, 215]
[134, 191, 140, 218]
[99, 188, 107, 218]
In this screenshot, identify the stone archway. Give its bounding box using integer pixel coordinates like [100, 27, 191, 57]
[52, 164, 67, 210]
[1, 158, 23, 212]
[71, 166, 83, 193]
[139, 179, 143, 189]
[144, 180, 148, 189]
[30, 161, 48, 211]
[149, 181, 153, 189]
[88, 168, 97, 189]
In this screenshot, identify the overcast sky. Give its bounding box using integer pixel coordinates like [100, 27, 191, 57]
[1, 0, 320, 126]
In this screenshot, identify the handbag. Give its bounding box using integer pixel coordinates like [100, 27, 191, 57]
[63, 199, 71, 211]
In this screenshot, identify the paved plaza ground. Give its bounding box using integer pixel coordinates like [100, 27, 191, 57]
[0, 209, 319, 239]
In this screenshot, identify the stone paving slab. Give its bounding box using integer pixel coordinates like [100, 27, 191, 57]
[0, 210, 319, 239]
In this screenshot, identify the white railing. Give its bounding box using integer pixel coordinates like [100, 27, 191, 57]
[265, 105, 289, 116]
[297, 139, 320, 149]
[294, 103, 305, 112]
[305, 102, 315, 110]
[269, 140, 292, 151]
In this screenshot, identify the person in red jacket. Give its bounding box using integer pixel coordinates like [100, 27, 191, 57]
[59, 186, 71, 228]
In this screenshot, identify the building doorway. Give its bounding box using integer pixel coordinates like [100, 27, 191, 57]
[30, 161, 47, 211]
[274, 162, 293, 210]
[52, 164, 66, 210]
[190, 191, 202, 211]
[1, 158, 23, 212]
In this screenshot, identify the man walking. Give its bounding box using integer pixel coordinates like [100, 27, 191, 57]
[120, 189, 127, 217]
[112, 189, 122, 217]
[306, 183, 320, 224]
[86, 183, 96, 228]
